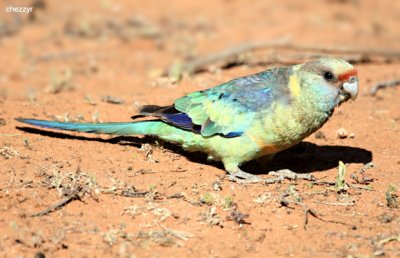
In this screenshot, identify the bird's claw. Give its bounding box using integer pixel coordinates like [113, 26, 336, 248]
[227, 168, 316, 184]
[265, 169, 316, 184]
[227, 169, 265, 183]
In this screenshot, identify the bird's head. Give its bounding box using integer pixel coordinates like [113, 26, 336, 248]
[297, 58, 359, 108]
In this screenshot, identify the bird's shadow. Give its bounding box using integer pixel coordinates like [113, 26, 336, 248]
[243, 142, 372, 174]
[17, 127, 372, 174]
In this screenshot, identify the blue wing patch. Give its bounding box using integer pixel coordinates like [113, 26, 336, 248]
[137, 105, 242, 138]
[162, 112, 193, 131]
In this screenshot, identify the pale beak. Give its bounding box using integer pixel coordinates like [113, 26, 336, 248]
[342, 76, 359, 100]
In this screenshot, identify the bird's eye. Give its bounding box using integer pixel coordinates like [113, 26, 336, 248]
[323, 71, 334, 81]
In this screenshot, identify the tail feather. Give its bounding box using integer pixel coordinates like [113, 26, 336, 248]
[15, 118, 159, 136]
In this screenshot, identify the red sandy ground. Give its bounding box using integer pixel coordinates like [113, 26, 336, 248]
[0, 0, 399, 257]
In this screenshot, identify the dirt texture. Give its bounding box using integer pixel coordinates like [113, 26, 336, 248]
[1, 0, 400, 257]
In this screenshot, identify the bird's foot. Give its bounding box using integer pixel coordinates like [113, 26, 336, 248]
[227, 168, 265, 183]
[265, 169, 316, 184]
[226, 168, 316, 184]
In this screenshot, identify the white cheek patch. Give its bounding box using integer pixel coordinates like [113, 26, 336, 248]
[343, 80, 359, 100]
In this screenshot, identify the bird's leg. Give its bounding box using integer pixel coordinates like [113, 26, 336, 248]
[265, 169, 316, 184]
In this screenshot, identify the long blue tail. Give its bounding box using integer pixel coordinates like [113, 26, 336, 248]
[15, 118, 161, 136]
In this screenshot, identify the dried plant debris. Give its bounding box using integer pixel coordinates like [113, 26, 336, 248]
[253, 192, 273, 204]
[123, 203, 172, 222]
[212, 181, 222, 191]
[152, 207, 173, 222]
[137, 230, 176, 247]
[286, 185, 302, 203]
[372, 234, 400, 256]
[310, 163, 375, 191]
[350, 162, 375, 185]
[302, 206, 325, 230]
[335, 161, 349, 193]
[10, 221, 49, 249]
[377, 213, 396, 224]
[102, 224, 131, 246]
[199, 206, 224, 227]
[376, 235, 400, 249]
[136, 226, 192, 247]
[101, 95, 125, 104]
[48, 112, 85, 123]
[168, 61, 184, 83]
[64, 16, 160, 41]
[92, 111, 101, 123]
[103, 229, 125, 246]
[200, 192, 216, 206]
[123, 204, 152, 219]
[102, 177, 136, 195]
[312, 200, 354, 206]
[84, 95, 97, 105]
[45, 69, 75, 94]
[26, 88, 36, 102]
[167, 192, 201, 206]
[139, 144, 160, 163]
[385, 184, 399, 209]
[278, 185, 302, 207]
[121, 188, 149, 198]
[23, 138, 31, 149]
[101, 178, 160, 199]
[223, 195, 234, 209]
[33, 167, 99, 217]
[0, 146, 20, 159]
[226, 203, 250, 225]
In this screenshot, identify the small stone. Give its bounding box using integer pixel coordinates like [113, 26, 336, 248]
[349, 133, 355, 139]
[377, 213, 394, 223]
[374, 250, 385, 257]
[212, 181, 222, 191]
[314, 131, 326, 140]
[337, 128, 348, 139]
[34, 252, 46, 258]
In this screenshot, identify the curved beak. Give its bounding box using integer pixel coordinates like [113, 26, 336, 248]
[342, 76, 359, 100]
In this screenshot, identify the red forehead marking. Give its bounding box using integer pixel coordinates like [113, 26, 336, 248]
[338, 69, 358, 81]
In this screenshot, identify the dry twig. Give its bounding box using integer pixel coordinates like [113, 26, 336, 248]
[168, 192, 201, 206]
[31, 192, 81, 217]
[377, 235, 400, 249]
[164, 37, 400, 77]
[312, 180, 374, 191]
[312, 201, 354, 206]
[370, 79, 400, 96]
[170, 37, 290, 74]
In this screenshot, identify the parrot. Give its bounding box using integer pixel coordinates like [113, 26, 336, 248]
[16, 57, 359, 183]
